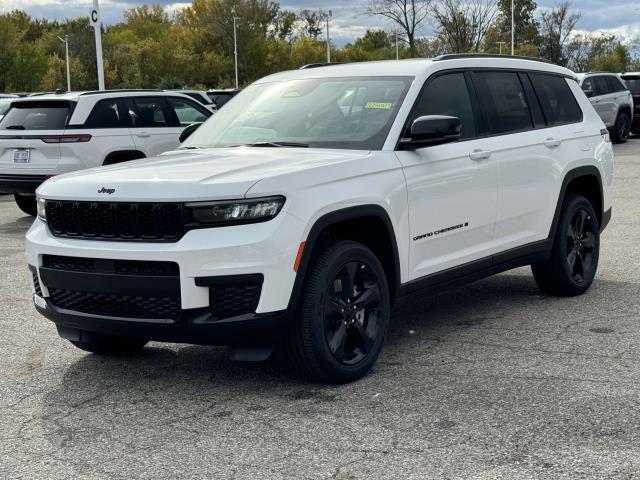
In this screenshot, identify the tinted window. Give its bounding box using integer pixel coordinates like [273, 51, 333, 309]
[183, 92, 211, 105]
[0, 101, 70, 130]
[581, 77, 595, 95]
[207, 92, 237, 108]
[132, 98, 169, 127]
[473, 72, 532, 135]
[530, 74, 582, 126]
[607, 76, 626, 93]
[593, 76, 610, 96]
[622, 76, 640, 92]
[410, 73, 476, 139]
[167, 97, 210, 125]
[85, 99, 130, 128]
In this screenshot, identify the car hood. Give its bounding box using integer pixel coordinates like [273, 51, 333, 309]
[37, 147, 373, 201]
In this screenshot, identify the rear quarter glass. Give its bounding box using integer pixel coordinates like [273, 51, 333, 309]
[0, 101, 72, 130]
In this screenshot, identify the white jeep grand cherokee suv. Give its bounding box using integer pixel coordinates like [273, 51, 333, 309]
[0, 90, 212, 216]
[27, 55, 613, 383]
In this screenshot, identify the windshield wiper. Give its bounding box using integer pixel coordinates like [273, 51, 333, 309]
[244, 141, 309, 148]
[5, 125, 25, 130]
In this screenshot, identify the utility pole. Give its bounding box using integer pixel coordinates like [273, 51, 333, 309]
[57, 35, 71, 92]
[232, 10, 240, 89]
[395, 31, 399, 60]
[326, 10, 332, 63]
[511, 0, 515, 55]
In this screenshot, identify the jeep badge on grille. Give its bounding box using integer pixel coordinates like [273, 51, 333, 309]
[98, 187, 115, 194]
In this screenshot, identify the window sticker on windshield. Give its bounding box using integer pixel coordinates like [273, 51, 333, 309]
[365, 102, 392, 110]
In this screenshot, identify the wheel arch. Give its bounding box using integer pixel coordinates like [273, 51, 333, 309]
[103, 150, 146, 166]
[290, 205, 403, 309]
[549, 165, 604, 238]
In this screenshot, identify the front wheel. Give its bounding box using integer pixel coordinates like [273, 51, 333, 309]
[287, 240, 390, 383]
[14, 194, 37, 216]
[532, 194, 600, 296]
[611, 112, 630, 144]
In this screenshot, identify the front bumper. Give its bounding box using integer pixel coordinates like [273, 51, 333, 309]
[26, 213, 306, 343]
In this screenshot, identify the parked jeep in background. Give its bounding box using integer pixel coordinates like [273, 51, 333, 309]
[577, 72, 633, 143]
[0, 90, 212, 215]
[620, 72, 640, 134]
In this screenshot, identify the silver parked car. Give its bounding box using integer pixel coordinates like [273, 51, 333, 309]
[577, 72, 633, 143]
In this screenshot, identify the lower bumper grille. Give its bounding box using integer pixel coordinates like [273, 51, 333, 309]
[48, 288, 181, 320]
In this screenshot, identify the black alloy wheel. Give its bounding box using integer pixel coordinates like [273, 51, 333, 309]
[565, 208, 597, 285]
[612, 112, 630, 143]
[324, 261, 383, 365]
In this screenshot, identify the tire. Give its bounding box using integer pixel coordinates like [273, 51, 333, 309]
[69, 331, 148, 355]
[532, 194, 600, 296]
[611, 111, 630, 144]
[286, 240, 391, 383]
[14, 194, 37, 216]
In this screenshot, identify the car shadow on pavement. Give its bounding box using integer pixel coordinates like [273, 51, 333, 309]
[0, 215, 33, 235]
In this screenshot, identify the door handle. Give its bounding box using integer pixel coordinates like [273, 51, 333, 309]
[469, 149, 491, 161]
[136, 131, 150, 138]
[544, 137, 562, 148]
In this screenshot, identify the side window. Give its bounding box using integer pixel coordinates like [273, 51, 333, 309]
[581, 78, 595, 95]
[409, 72, 476, 139]
[132, 98, 170, 127]
[593, 76, 610, 96]
[607, 76, 626, 93]
[167, 97, 210, 126]
[84, 99, 129, 128]
[529, 74, 582, 126]
[473, 71, 533, 135]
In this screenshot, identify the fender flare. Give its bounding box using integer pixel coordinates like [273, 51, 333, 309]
[288, 205, 403, 310]
[103, 150, 146, 166]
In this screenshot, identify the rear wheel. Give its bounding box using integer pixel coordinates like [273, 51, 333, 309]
[532, 194, 600, 296]
[69, 331, 148, 355]
[611, 111, 630, 144]
[287, 240, 390, 383]
[13, 194, 37, 216]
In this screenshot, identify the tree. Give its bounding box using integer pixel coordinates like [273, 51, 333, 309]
[298, 9, 328, 39]
[353, 30, 393, 51]
[432, 0, 498, 53]
[539, 1, 581, 65]
[363, 0, 432, 56]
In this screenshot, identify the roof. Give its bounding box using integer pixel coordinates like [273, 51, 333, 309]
[8, 90, 205, 103]
[256, 57, 575, 84]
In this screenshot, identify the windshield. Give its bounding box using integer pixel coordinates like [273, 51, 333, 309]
[622, 77, 640, 92]
[0, 99, 14, 116]
[189, 76, 412, 150]
[0, 101, 71, 130]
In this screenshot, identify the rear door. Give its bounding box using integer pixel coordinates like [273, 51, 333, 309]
[128, 96, 181, 157]
[0, 100, 71, 174]
[592, 76, 616, 126]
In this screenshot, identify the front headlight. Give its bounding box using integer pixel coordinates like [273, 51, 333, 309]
[36, 197, 46, 222]
[185, 196, 285, 226]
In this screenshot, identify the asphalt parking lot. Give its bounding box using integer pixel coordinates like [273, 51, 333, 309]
[1, 141, 640, 480]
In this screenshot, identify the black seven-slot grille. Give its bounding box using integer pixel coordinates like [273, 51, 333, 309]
[40, 255, 181, 320]
[45, 200, 184, 241]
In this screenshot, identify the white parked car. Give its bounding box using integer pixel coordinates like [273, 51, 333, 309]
[0, 90, 212, 215]
[576, 72, 633, 143]
[27, 55, 613, 383]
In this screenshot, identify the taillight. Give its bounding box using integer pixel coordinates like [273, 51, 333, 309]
[600, 128, 610, 143]
[40, 134, 92, 143]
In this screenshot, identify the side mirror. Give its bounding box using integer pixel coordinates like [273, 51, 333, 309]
[399, 115, 462, 149]
[179, 122, 202, 143]
[583, 89, 594, 98]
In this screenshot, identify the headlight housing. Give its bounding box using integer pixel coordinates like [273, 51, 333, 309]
[185, 196, 285, 226]
[36, 197, 46, 222]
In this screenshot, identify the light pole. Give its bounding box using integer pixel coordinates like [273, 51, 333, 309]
[395, 31, 399, 60]
[57, 35, 71, 92]
[232, 10, 240, 89]
[511, 0, 515, 55]
[326, 10, 332, 63]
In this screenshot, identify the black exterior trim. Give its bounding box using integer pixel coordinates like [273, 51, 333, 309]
[102, 150, 146, 166]
[195, 273, 264, 287]
[547, 165, 604, 239]
[290, 205, 403, 306]
[601, 207, 612, 232]
[403, 239, 552, 296]
[0, 174, 48, 194]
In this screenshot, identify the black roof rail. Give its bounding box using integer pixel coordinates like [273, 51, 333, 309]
[433, 53, 553, 64]
[299, 62, 344, 69]
[79, 89, 163, 96]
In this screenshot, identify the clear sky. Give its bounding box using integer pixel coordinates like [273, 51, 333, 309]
[2, 0, 639, 46]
